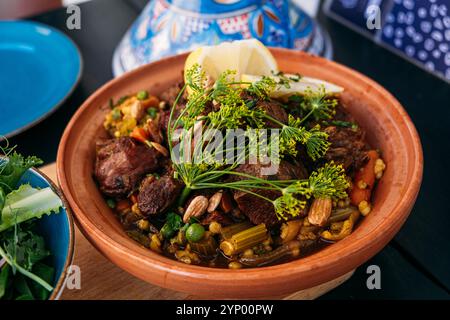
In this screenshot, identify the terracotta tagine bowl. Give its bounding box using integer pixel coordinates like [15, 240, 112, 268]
[57, 49, 423, 299]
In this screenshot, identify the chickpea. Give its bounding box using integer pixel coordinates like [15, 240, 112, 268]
[374, 158, 386, 179]
[357, 180, 368, 189]
[137, 219, 150, 231]
[262, 237, 272, 246]
[242, 249, 254, 258]
[228, 261, 243, 269]
[358, 200, 371, 216]
[209, 221, 222, 234]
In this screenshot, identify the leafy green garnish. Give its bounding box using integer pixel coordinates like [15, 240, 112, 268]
[0, 148, 60, 300]
[0, 187, 5, 225]
[0, 152, 43, 193]
[0, 184, 63, 233]
[2, 224, 50, 271]
[160, 212, 183, 239]
[0, 264, 10, 298]
[29, 263, 54, 300]
[0, 222, 54, 298]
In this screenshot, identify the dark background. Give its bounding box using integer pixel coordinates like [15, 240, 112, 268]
[7, 0, 450, 299]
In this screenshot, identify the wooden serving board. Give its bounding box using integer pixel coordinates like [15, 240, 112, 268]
[40, 163, 353, 300]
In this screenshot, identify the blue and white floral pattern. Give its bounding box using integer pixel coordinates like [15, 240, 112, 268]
[326, 0, 450, 82]
[113, 0, 332, 76]
[381, 0, 450, 81]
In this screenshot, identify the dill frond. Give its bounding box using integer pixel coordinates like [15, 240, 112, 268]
[308, 161, 349, 200]
[300, 86, 338, 122]
[278, 115, 330, 160]
[247, 76, 277, 100]
[273, 193, 306, 220]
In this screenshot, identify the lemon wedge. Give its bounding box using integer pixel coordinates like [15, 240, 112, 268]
[241, 74, 344, 99]
[184, 39, 278, 84]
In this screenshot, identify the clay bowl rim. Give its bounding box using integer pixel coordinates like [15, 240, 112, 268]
[57, 48, 423, 296]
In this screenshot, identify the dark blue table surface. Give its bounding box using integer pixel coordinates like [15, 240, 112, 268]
[7, 0, 450, 299]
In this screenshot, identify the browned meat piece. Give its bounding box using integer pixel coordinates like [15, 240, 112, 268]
[257, 100, 288, 127]
[159, 82, 186, 107]
[324, 126, 368, 173]
[232, 161, 308, 226]
[201, 210, 234, 226]
[158, 83, 187, 136]
[137, 175, 183, 215]
[95, 137, 161, 197]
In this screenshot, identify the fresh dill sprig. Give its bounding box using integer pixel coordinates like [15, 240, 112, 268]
[169, 65, 340, 214]
[185, 63, 207, 94]
[308, 161, 350, 199]
[269, 115, 330, 161]
[273, 162, 349, 220]
[246, 76, 277, 100]
[208, 104, 264, 129]
[300, 86, 338, 122]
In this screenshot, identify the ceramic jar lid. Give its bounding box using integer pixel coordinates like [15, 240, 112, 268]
[113, 0, 333, 76]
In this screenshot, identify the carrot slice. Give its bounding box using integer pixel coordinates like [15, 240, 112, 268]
[116, 199, 131, 213]
[350, 150, 379, 206]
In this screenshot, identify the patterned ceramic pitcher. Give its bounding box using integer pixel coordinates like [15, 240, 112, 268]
[113, 0, 332, 76]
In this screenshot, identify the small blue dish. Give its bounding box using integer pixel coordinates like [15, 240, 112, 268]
[15, 167, 74, 300]
[0, 21, 82, 138]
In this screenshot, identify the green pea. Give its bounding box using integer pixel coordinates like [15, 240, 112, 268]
[106, 198, 116, 209]
[111, 108, 121, 120]
[186, 223, 205, 243]
[146, 107, 157, 119]
[137, 90, 149, 101]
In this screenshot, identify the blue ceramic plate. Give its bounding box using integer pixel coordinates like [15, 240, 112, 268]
[0, 21, 82, 138]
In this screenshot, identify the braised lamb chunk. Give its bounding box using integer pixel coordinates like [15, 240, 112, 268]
[201, 210, 234, 226]
[159, 82, 187, 107]
[137, 175, 183, 216]
[257, 100, 288, 127]
[232, 161, 308, 226]
[323, 125, 368, 173]
[240, 91, 288, 127]
[95, 137, 161, 197]
[158, 83, 187, 136]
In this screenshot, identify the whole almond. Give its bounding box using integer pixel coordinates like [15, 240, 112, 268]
[207, 191, 223, 213]
[307, 197, 332, 226]
[183, 196, 209, 223]
[150, 142, 169, 157]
